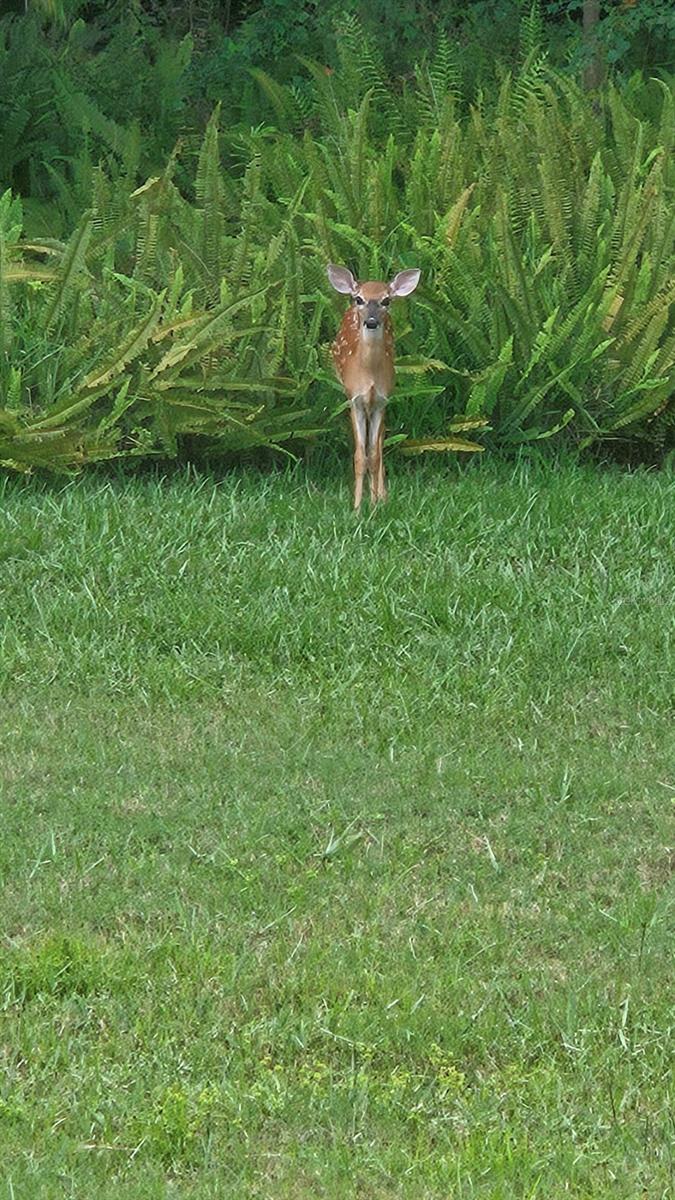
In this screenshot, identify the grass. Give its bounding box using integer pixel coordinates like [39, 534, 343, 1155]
[0, 455, 673, 1199]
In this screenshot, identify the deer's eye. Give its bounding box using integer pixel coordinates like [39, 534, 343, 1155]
[381, 297, 390, 307]
[354, 296, 365, 306]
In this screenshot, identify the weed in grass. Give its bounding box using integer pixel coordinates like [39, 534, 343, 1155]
[1, 935, 121, 1006]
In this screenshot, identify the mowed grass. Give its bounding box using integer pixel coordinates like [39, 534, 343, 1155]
[0, 456, 673, 1199]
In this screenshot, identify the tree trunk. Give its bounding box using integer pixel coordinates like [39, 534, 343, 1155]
[582, 0, 605, 90]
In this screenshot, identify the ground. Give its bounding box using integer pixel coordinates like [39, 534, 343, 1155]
[0, 456, 673, 1198]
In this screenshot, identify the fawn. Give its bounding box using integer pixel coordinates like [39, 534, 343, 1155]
[327, 264, 421, 509]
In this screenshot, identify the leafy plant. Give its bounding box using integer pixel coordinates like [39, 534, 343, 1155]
[0, 8, 193, 223]
[246, 39, 674, 453]
[0, 159, 327, 472]
[1, 23, 673, 473]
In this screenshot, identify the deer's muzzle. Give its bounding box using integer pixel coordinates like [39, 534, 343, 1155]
[364, 300, 381, 330]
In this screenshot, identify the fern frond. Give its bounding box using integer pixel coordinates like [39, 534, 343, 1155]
[42, 211, 93, 332]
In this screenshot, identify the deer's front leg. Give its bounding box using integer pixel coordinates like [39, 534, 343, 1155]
[350, 397, 368, 511]
[368, 401, 387, 504]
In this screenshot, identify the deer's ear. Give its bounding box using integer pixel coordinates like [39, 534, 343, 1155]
[327, 264, 358, 295]
[388, 269, 421, 298]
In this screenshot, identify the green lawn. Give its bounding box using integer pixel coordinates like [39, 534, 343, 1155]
[0, 457, 673, 1198]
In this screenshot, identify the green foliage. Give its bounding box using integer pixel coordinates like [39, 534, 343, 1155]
[552, 0, 675, 75]
[0, 30, 673, 472]
[0, 183, 323, 471]
[3, 0, 671, 231]
[0, 9, 192, 218]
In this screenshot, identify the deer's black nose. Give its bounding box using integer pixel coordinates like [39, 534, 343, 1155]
[365, 317, 379, 329]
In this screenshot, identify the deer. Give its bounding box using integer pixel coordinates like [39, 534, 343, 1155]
[327, 264, 421, 510]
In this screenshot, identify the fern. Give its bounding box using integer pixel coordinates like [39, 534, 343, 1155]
[414, 36, 462, 131]
[1, 58, 673, 474]
[333, 13, 399, 140]
[42, 211, 93, 332]
[520, 0, 545, 62]
[194, 106, 226, 305]
[250, 68, 306, 134]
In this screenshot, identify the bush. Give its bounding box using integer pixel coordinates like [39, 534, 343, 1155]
[0, 8, 193, 227]
[0, 23, 673, 472]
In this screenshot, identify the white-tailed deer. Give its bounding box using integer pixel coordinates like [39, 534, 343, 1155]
[327, 264, 421, 509]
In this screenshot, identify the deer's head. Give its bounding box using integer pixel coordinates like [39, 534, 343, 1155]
[327, 265, 421, 335]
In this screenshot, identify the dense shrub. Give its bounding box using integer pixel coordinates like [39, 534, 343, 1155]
[0, 20, 673, 472]
[0, 8, 192, 231]
[3, 1, 673, 219]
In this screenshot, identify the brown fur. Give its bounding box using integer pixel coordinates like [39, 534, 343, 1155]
[331, 298, 395, 408]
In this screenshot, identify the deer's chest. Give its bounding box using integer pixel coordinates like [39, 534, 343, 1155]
[332, 309, 395, 402]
